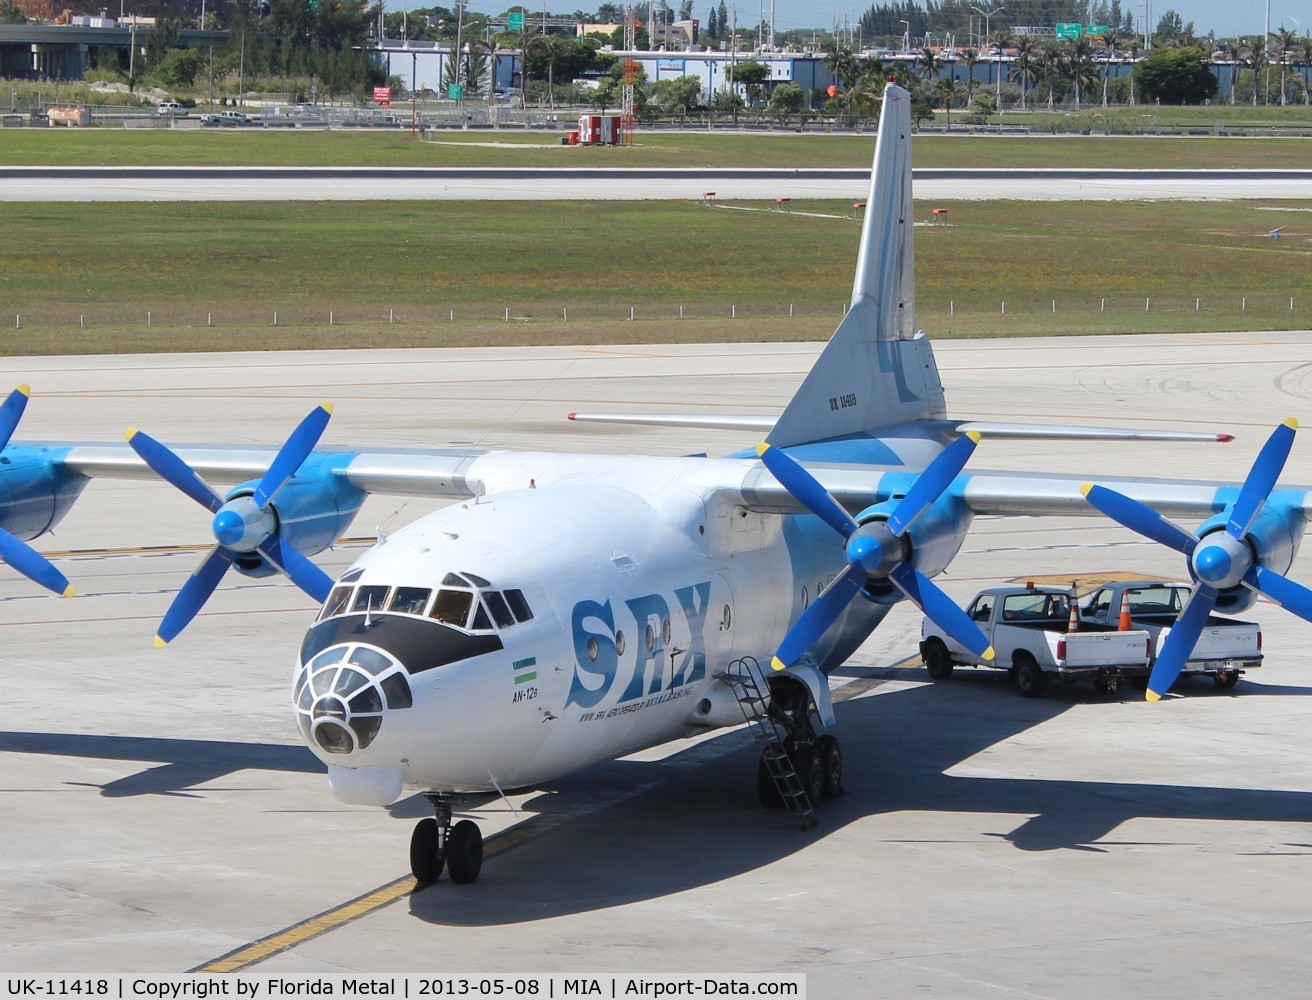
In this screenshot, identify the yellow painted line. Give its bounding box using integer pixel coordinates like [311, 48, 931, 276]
[41, 536, 377, 559]
[1009, 572, 1165, 593]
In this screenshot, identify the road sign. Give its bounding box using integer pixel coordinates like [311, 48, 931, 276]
[373, 86, 391, 105]
[508, 11, 524, 30]
[1088, 24, 1111, 36]
[1055, 23, 1083, 40]
[447, 83, 463, 100]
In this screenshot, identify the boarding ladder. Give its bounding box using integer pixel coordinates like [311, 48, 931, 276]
[722, 656, 817, 829]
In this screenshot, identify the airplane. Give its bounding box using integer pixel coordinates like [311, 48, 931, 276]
[4, 83, 1312, 886]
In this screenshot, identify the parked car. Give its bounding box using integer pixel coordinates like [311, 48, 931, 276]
[201, 111, 251, 126]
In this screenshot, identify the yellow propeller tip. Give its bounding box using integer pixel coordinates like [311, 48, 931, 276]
[16, 383, 30, 397]
[755, 442, 770, 458]
[770, 656, 787, 672]
[965, 429, 982, 444]
[1079, 482, 1094, 498]
[61, 584, 75, 598]
[124, 427, 137, 442]
[1284, 416, 1298, 430]
[982, 645, 995, 662]
[1145, 689, 1161, 703]
[153, 635, 168, 649]
[322, 401, 334, 415]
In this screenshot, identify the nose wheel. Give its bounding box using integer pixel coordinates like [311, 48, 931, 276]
[411, 795, 484, 885]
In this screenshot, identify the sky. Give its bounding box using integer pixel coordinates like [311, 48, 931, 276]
[389, 3, 1307, 40]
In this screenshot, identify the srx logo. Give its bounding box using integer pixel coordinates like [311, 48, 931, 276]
[566, 581, 711, 709]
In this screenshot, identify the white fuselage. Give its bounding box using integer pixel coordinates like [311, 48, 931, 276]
[292, 452, 908, 803]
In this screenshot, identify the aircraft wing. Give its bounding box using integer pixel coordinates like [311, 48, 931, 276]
[567, 412, 1234, 443]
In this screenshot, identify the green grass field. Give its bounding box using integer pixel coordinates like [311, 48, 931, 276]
[2, 197, 1310, 354]
[5, 128, 1312, 169]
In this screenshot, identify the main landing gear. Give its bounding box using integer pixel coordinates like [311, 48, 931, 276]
[755, 677, 844, 823]
[410, 793, 483, 885]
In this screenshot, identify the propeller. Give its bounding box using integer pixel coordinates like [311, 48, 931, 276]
[1081, 417, 1312, 701]
[757, 433, 992, 672]
[126, 402, 336, 646]
[0, 385, 74, 597]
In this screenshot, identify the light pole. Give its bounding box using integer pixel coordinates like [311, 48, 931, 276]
[900, 19, 909, 53]
[976, 4, 1002, 106]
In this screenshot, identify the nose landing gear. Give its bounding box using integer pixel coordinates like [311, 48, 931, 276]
[410, 794, 484, 885]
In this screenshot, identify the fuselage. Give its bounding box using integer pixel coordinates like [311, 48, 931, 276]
[291, 447, 955, 804]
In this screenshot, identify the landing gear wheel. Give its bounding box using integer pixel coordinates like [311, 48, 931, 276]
[1214, 669, 1241, 690]
[757, 745, 784, 809]
[446, 820, 484, 884]
[818, 735, 844, 799]
[794, 743, 824, 806]
[1012, 655, 1046, 698]
[409, 817, 445, 885]
[923, 640, 954, 680]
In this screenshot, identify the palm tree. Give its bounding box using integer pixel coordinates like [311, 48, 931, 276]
[823, 39, 860, 92]
[1245, 35, 1267, 106]
[1094, 30, 1117, 108]
[1010, 34, 1037, 110]
[1273, 25, 1299, 105]
[960, 47, 979, 102]
[1066, 36, 1097, 109]
[933, 77, 960, 127]
[987, 28, 1013, 101]
[596, 3, 621, 22]
[1223, 39, 1245, 104]
[918, 46, 941, 91]
[1038, 41, 1061, 111]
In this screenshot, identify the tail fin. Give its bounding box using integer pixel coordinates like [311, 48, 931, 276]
[765, 84, 945, 450]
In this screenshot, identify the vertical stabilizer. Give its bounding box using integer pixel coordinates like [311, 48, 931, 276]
[766, 84, 945, 450]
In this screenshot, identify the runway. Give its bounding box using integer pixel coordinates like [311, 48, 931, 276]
[4, 166, 1312, 201]
[3, 334, 1312, 993]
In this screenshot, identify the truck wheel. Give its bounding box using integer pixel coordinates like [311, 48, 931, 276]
[923, 640, 954, 680]
[1214, 669, 1241, 690]
[1012, 654, 1046, 698]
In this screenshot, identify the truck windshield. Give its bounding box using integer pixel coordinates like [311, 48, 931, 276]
[1125, 587, 1186, 616]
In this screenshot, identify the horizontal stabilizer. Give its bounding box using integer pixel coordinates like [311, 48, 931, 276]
[567, 411, 1233, 443]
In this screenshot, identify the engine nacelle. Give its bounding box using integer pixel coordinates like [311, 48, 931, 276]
[1194, 503, 1306, 614]
[223, 470, 365, 579]
[0, 446, 86, 541]
[853, 493, 972, 603]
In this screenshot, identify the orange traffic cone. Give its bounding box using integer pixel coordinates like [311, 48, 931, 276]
[1118, 601, 1132, 631]
[1067, 582, 1080, 632]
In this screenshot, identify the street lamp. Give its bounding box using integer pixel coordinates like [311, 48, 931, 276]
[971, 4, 1004, 104]
[900, 19, 909, 53]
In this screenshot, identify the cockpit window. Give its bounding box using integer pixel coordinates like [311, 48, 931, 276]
[388, 587, 431, 616]
[441, 572, 468, 586]
[471, 602, 492, 631]
[431, 588, 474, 627]
[352, 585, 390, 613]
[348, 646, 393, 675]
[320, 586, 353, 621]
[504, 589, 533, 623]
[338, 568, 365, 584]
[464, 572, 492, 588]
[484, 590, 515, 629]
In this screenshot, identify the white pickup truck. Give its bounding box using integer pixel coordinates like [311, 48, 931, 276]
[1080, 581, 1261, 689]
[921, 585, 1151, 697]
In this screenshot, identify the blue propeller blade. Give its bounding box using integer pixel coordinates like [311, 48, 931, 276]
[156, 545, 234, 647]
[259, 536, 333, 604]
[889, 563, 994, 659]
[0, 384, 30, 450]
[756, 443, 858, 539]
[770, 566, 866, 671]
[0, 527, 73, 597]
[125, 428, 224, 513]
[1246, 565, 1312, 624]
[1228, 418, 1296, 539]
[253, 403, 333, 509]
[1146, 584, 1219, 701]
[886, 431, 979, 537]
[1080, 483, 1198, 556]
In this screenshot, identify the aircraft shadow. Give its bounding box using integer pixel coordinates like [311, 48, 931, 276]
[407, 679, 1312, 927]
[0, 730, 323, 797]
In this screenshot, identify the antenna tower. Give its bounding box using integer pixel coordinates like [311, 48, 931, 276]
[621, 5, 637, 144]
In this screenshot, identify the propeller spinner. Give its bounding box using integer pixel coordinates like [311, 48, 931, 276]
[0, 385, 73, 597]
[757, 433, 993, 672]
[1082, 418, 1312, 701]
[126, 403, 336, 646]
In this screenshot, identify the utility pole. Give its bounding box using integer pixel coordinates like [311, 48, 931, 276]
[452, 1, 466, 103]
